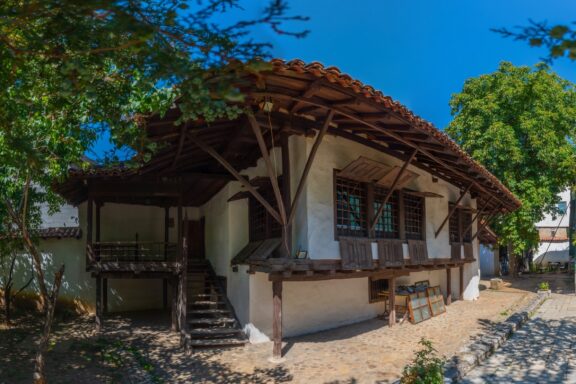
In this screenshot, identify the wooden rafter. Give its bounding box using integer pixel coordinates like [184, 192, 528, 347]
[434, 183, 473, 238]
[188, 134, 282, 224]
[369, 149, 417, 231]
[287, 109, 335, 226]
[252, 91, 513, 210]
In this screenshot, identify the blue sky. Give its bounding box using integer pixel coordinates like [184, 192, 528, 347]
[89, 1, 576, 159]
[250, 0, 576, 128]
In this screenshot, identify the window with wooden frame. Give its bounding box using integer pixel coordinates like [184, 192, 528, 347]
[404, 194, 425, 240]
[369, 277, 389, 303]
[448, 204, 473, 244]
[249, 184, 282, 241]
[373, 187, 399, 239]
[335, 175, 368, 238]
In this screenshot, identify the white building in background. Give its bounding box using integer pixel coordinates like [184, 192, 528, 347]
[534, 189, 571, 266]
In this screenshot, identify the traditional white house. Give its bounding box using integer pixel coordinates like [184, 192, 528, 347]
[28, 60, 520, 358]
[534, 189, 571, 267]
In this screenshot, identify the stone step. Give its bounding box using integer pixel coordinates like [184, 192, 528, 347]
[189, 300, 227, 309]
[189, 317, 236, 327]
[189, 308, 231, 316]
[188, 328, 243, 339]
[186, 337, 246, 349]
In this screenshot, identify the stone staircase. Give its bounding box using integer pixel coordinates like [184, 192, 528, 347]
[183, 260, 247, 350]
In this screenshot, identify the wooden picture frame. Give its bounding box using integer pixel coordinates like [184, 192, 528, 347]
[427, 286, 446, 316]
[407, 291, 432, 324]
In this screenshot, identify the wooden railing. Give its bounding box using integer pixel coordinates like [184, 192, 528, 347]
[87, 241, 178, 264]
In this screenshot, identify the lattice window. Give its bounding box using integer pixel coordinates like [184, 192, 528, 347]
[373, 187, 399, 239]
[461, 210, 473, 243]
[335, 176, 367, 237]
[249, 183, 282, 241]
[448, 204, 460, 244]
[404, 194, 424, 240]
[369, 277, 389, 303]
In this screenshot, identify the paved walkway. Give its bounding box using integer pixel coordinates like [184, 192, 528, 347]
[462, 293, 576, 384]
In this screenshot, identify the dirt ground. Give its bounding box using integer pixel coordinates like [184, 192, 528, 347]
[2, 275, 569, 384]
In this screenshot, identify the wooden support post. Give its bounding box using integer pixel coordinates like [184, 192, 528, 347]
[95, 275, 102, 332]
[435, 183, 473, 238]
[446, 268, 452, 305]
[178, 218, 189, 342]
[288, 109, 335, 226]
[389, 276, 396, 327]
[163, 206, 169, 310]
[272, 280, 283, 360]
[171, 278, 179, 332]
[459, 265, 464, 301]
[281, 128, 292, 258]
[370, 150, 417, 231]
[102, 278, 108, 314]
[87, 197, 93, 264]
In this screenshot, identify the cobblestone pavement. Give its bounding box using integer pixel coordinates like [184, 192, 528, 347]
[461, 293, 576, 384]
[96, 284, 533, 384]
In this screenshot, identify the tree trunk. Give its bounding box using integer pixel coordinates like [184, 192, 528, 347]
[4, 284, 12, 324]
[33, 265, 64, 384]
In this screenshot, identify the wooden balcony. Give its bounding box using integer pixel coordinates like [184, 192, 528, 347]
[86, 241, 181, 275]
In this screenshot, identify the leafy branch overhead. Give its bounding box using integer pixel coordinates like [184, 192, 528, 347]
[493, 20, 576, 62]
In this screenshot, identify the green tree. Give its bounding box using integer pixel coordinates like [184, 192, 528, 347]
[0, 1, 307, 382]
[446, 62, 576, 262]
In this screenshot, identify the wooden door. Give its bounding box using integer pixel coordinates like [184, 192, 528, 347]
[187, 218, 205, 260]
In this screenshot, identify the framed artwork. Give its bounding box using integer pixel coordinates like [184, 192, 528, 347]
[408, 291, 432, 324]
[426, 286, 446, 316]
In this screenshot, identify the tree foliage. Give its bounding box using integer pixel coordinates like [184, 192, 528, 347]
[0, 1, 307, 382]
[446, 62, 576, 254]
[494, 20, 576, 63]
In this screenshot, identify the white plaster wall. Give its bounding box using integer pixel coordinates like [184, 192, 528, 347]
[536, 189, 570, 227]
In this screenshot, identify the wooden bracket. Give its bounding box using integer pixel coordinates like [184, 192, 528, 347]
[434, 183, 472, 238]
[246, 111, 287, 226]
[188, 133, 282, 224]
[287, 109, 335, 226]
[462, 197, 492, 238]
[370, 149, 417, 231]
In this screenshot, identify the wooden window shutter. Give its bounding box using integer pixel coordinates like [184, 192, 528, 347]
[408, 239, 428, 264]
[451, 243, 462, 261]
[463, 243, 473, 260]
[340, 237, 373, 270]
[377, 239, 404, 267]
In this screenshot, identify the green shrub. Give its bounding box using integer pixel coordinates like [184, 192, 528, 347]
[538, 281, 550, 291]
[400, 338, 445, 384]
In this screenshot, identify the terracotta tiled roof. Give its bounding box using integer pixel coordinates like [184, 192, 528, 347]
[270, 59, 521, 208]
[539, 235, 569, 242]
[38, 227, 82, 239]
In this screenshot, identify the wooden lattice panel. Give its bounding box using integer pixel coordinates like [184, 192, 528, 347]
[451, 243, 462, 261]
[339, 237, 373, 270]
[408, 239, 428, 264]
[337, 156, 392, 183]
[463, 243, 473, 260]
[377, 239, 404, 267]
